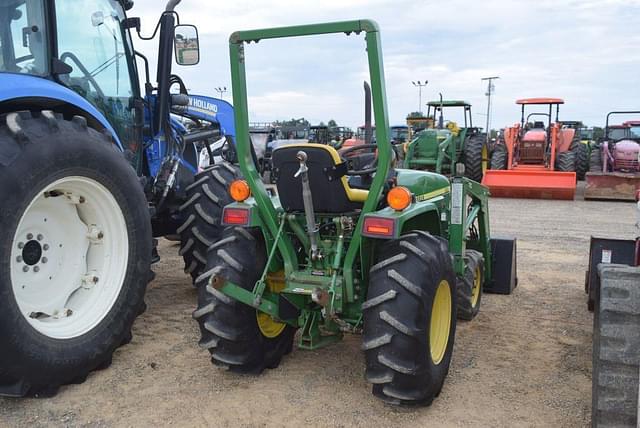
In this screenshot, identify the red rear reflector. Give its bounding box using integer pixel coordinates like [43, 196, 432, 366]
[222, 207, 250, 225]
[362, 217, 395, 238]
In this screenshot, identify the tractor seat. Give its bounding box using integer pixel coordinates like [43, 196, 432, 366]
[271, 144, 369, 213]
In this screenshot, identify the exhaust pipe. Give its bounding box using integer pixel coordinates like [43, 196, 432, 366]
[364, 81, 372, 144]
[165, 0, 181, 11]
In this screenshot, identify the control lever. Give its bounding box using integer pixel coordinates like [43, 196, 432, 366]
[295, 151, 321, 260]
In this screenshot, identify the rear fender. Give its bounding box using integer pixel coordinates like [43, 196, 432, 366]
[221, 200, 283, 272]
[0, 73, 123, 150]
[362, 201, 443, 240]
[557, 128, 575, 152]
[504, 124, 520, 167]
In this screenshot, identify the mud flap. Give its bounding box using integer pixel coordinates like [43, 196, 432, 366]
[485, 236, 517, 294]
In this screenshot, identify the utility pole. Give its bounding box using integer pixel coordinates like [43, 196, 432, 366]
[412, 80, 428, 114]
[481, 76, 499, 143]
[215, 86, 227, 99]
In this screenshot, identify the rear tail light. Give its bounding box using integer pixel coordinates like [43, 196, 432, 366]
[222, 207, 250, 226]
[362, 217, 395, 238]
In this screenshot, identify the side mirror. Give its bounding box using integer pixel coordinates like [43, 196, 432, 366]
[174, 24, 199, 66]
[91, 11, 105, 27]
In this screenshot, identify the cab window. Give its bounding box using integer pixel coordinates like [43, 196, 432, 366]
[55, 0, 136, 149]
[0, 0, 48, 75]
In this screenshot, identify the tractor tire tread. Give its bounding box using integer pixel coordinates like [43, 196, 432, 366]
[592, 265, 640, 427]
[179, 163, 240, 284]
[194, 228, 295, 374]
[456, 250, 484, 321]
[363, 232, 457, 406]
[0, 110, 151, 397]
[490, 143, 508, 170]
[463, 134, 488, 182]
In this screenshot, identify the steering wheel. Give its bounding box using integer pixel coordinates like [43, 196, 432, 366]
[340, 143, 396, 176]
[59, 52, 105, 98]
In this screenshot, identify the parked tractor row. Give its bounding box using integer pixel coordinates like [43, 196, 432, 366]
[0, 1, 517, 406]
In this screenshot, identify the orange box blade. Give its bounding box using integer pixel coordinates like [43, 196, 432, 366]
[482, 169, 576, 200]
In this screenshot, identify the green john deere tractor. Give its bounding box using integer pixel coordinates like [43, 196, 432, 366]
[192, 20, 517, 406]
[404, 100, 489, 182]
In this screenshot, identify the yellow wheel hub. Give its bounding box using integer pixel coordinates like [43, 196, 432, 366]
[256, 270, 286, 338]
[481, 144, 489, 173]
[256, 311, 286, 338]
[471, 266, 482, 307]
[430, 280, 452, 365]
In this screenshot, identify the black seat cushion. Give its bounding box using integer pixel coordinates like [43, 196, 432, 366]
[271, 145, 362, 213]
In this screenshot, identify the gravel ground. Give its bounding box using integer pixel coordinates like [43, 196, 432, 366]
[1, 183, 638, 427]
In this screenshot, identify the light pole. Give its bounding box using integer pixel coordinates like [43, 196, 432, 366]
[481, 76, 499, 143]
[412, 80, 428, 113]
[215, 86, 227, 99]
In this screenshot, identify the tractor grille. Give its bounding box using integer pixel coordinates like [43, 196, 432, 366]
[616, 158, 639, 171]
[520, 141, 545, 164]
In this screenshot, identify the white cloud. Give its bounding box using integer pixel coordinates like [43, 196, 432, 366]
[132, 0, 640, 129]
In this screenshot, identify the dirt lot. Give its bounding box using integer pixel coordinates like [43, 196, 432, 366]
[1, 184, 638, 427]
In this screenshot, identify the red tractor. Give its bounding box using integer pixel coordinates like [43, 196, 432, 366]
[482, 98, 578, 199]
[585, 111, 640, 200]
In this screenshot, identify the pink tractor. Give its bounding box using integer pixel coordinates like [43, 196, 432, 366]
[585, 111, 640, 200]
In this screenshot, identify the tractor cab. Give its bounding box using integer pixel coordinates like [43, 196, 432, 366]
[0, 0, 142, 148]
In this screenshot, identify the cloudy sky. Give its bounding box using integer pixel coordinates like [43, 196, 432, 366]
[132, 0, 640, 130]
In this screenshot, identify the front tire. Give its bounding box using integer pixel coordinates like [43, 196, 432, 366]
[193, 227, 295, 373]
[363, 232, 457, 406]
[0, 111, 151, 397]
[456, 250, 484, 321]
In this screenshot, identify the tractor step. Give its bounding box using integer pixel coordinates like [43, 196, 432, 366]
[584, 172, 640, 201]
[482, 169, 576, 200]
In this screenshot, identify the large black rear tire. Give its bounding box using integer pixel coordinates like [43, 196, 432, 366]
[571, 138, 588, 180]
[463, 134, 489, 182]
[592, 265, 640, 427]
[555, 151, 576, 172]
[363, 231, 457, 406]
[178, 163, 240, 283]
[0, 111, 151, 397]
[193, 227, 295, 373]
[490, 143, 508, 170]
[589, 145, 603, 172]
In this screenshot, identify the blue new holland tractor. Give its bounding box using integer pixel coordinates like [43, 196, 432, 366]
[0, 0, 238, 396]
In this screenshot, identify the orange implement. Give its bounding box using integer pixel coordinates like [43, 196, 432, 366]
[482, 168, 576, 200]
[584, 172, 640, 201]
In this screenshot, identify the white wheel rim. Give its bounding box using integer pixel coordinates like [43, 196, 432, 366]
[10, 176, 129, 339]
